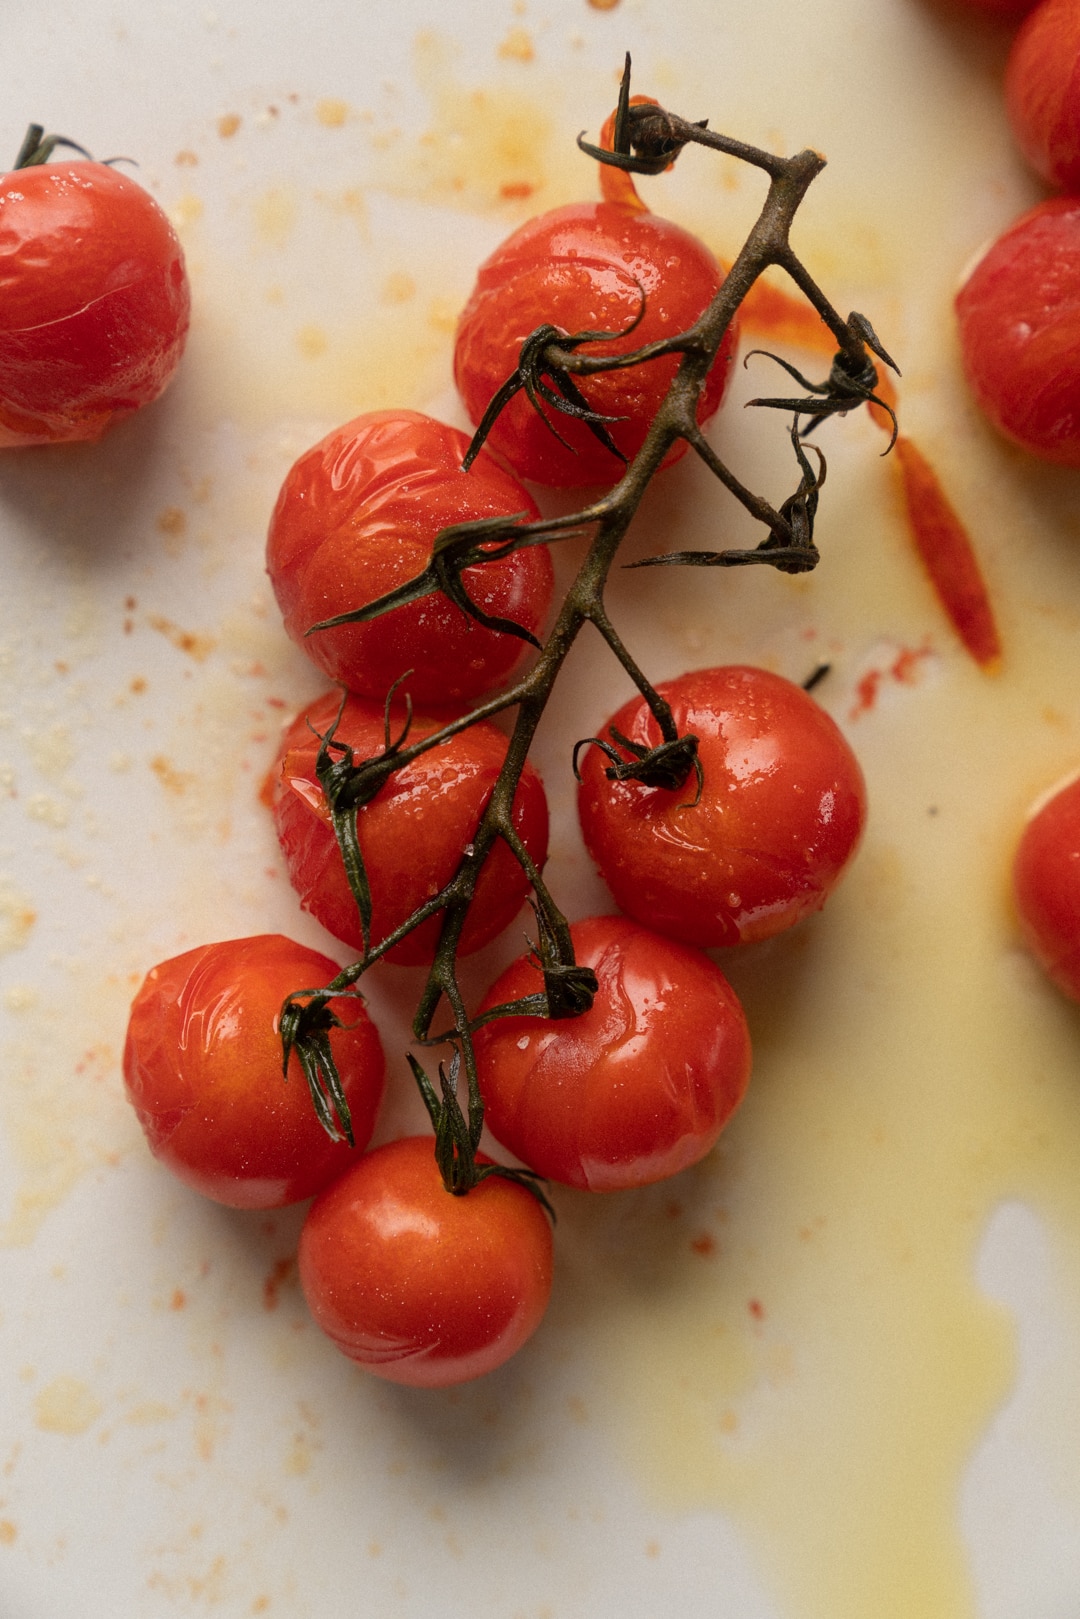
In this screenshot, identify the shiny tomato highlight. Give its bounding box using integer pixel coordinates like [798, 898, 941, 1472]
[122, 935, 385, 1209]
[1013, 772, 1080, 1001]
[298, 1135, 553, 1386]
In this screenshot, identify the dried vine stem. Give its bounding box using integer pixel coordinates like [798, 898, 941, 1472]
[281, 56, 897, 1194]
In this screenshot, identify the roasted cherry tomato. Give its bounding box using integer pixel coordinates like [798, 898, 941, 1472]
[122, 935, 385, 1209]
[1013, 772, 1080, 1001]
[472, 915, 751, 1191]
[1005, 0, 1080, 190]
[272, 689, 549, 965]
[298, 1135, 553, 1387]
[577, 665, 866, 949]
[453, 201, 737, 487]
[266, 410, 554, 708]
[956, 199, 1080, 466]
[0, 139, 189, 447]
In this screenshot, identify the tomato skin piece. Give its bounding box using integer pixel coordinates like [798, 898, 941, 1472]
[266, 410, 554, 708]
[1005, 0, 1080, 191]
[577, 666, 867, 949]
[956, 199, 1080, 466]
[298, 1135, 553, 1386]
[1013, 773, 1080, 1001]
[122, 935, 385, 1209]
[472, 916, 751, 1192]
[272, 690, 549, 965]
[453, 201, 737, 487]
[0, 162, 189, 447]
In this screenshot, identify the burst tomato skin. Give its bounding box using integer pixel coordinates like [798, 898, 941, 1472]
[1005, 0, 1080, 190]
[1013, 773, 1080, 1001]
[266, 410, 554, 707]
[298, 1135, 553, 1387]
[0, 161, 189, 447]
[956, 199, 1080, 466]
[122, 935, 385, 1209]
[453, 201, 737, 487]
[272, 690, 549, 965]
[472, 916, 751, 1192]
[577, 666, 866, 949]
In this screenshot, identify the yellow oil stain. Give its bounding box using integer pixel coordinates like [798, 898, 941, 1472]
[150, 756, 195, 797]
[252, 187, 297, 249]
[146, 615, 215, 662]
[497, 26, 535, 62]
[295, 324, 329, 359]
[169, 193, 203, 233]
[34, 1376, 102, 1436]
[0, 1521, 16, 1545]
[314, 97, 349, 128]
[217, 113, 241, 139]
[0, 880, 36, 953]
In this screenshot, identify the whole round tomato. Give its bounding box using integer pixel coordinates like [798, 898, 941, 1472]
[266, 410, 554, 708]
[577, 665, 866, 949]
[1013, 772, 1080, 1000]
[298, 1135, 553, 1386]
[453, 201, 737, 487]
[956, 199, 1080, 465]
[122, 935, 385, 1209]
[0, 151, 189, 447]
[1005, 0, 1080, 190]
[471, 915, 751, 1192]
[272, 689, 549, 965]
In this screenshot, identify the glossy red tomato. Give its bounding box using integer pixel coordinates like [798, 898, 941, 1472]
[266, 410, 554, 707]
[298, 1135, 553, 1386]
[577, 666, 866, 949]
[272, 689, 549, 965]
[1005, 0, 1080, 189]
[453, 201, 737, 487]
[122, 935, 385, 1209]
[1013, 772, 1080, 1000]
[472, 915, 751, 1191]
[0, 156, 189, 447]
[956, 199, 1080, 465]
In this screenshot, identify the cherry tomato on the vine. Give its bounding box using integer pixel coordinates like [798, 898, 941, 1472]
[453, 201, 737, 487]
[1005, 0, 1080, 190]
[266, 410, 554, 708]
[956, 199, 1080, 466]
[122, 935, 385, 1209]
[1013, 772, 1080, 1001]
[298, 1135, 553, 1386]
[472, 915, 751, 1192]
[272, 689, 549, 965]
[0, 148, 189, 447]
[577, 665, 866, 949]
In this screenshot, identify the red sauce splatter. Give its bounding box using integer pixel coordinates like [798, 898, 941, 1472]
[263, 1256, 296, 1311]
[690, 1233, 716, 1257]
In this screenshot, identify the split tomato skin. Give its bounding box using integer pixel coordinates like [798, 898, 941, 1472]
[272, 690, 549, 965]
[0, 161, 189, 447]
[955, 199, 1080, 466]
[298, 1135, 553, 1387]
[472, 915, 752, 1192]
[577, 666, 867, 949]
[1013, 774, 1080, 1001]
[453, 201, 737, 487]
[122, 935, 385, 1209]
[266, 410, 554, 707]
[1005, 0, 1080, 191]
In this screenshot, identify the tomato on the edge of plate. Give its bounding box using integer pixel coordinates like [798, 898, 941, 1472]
[576, 665, 867, 949]
[1013, 772, 1080, 1001]
[271, 689, 549, 965]
[123, 935, 385, 1208]
[266, 410, 554, 708]
[1005, 0, 1080, 191]
[0, 139, 190, 447]
[453, 201, 737, 487]
[298, 1135, 553, 1387]
[471, 915, 752, 1192]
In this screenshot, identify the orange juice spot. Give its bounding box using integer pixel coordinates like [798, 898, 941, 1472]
[217, 114, 241, 139]
[748, 1297, 765, 1321]
[587, 0, 622, 9]
[263, 1256, 296, 1311]
[0, 1521, 16, 1545]
[498, 26, 535, 61]
[690, 1233, 716, 1257]
[175, 150, 199, 167]
[156, 506, 187, 538]
[169, 1289, 186, 1311]
[499, 180, 536, 200]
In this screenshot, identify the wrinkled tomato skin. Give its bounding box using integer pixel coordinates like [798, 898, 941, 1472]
[266, 410, 554, 707]
[1013, 774, 1080, 1001]
[0, 162, 189, 447]
[956, 199, 1080, 466]
[577, 666, 866, 949]
[298, 1135, 553, 1387]
[272, 690, 549, 965]
[472, 916, 751, 1192]
[1005, 0, 1080, 191]
[453, 201, 737, 487]
[122, 935, 385, 1209]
